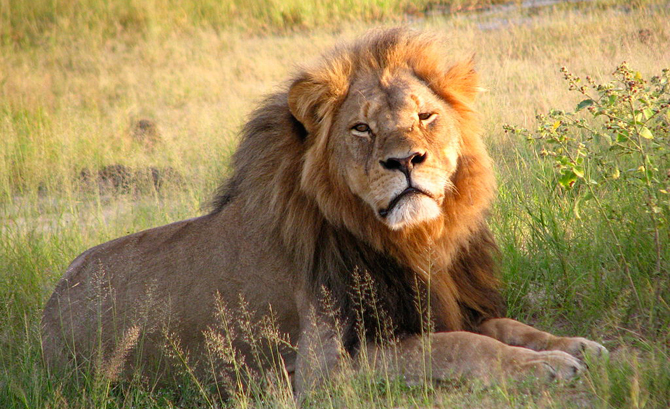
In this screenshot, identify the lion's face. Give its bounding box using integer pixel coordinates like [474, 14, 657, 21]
[331, 71, 461, 230]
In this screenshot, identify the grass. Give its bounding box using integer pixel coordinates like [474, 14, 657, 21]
[1, 0, 507, 46]
[1, 0, 669, 407]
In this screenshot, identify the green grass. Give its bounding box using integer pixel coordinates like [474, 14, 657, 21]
[1, 0, 507, 47]
[1, 0, 669, 407]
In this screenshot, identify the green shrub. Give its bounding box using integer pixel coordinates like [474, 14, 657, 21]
[504, 63, 669, 336]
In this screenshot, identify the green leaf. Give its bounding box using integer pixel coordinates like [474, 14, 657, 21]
[639, 127, 654, 139]
[573, 165, 585, 178]
[643, 108, 654, 119]
[559, 171, 578, 188]
[576, 99, 594, 112]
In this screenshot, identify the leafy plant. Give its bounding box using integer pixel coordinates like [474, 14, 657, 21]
[504, 63, 670, 277]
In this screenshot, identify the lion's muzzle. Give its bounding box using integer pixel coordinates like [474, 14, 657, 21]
[379, 186, 433, 218]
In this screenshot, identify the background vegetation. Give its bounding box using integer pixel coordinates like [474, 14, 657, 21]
[1, 0, 509, 43]
[1, 0, 668, 407]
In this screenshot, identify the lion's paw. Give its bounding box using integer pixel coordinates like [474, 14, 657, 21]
[521, 350, 584, 382]
[550, 336, 608, 360]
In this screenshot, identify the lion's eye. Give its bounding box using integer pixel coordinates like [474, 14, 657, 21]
[418, 112, 436, 123]
[352, 123, 371, 134]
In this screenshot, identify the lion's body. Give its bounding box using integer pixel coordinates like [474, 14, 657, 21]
[41, 204, 301, 377]
[42, 28, 605, 393]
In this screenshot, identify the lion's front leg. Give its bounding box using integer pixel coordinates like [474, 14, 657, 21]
[293, 305, 347, 399]
[364, 332, 583, 385]
[478, 318, 607, 359]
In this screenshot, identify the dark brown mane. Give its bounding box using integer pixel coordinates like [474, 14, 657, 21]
[309, 224, 505, 355]
[210, 28, 505, 356]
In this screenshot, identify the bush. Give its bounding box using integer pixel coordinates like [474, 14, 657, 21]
[503, 63, 669, 338]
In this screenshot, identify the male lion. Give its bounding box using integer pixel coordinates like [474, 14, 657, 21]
[42, 28, 606, 396]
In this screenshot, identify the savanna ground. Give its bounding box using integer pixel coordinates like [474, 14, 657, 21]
[1, 0, 669, 407]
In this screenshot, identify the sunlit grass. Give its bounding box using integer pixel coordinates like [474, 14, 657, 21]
[1, 0, 669, 407]
[1, 0, 513, 45]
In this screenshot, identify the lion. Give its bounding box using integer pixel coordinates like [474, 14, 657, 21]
[41, 28, 606, 397]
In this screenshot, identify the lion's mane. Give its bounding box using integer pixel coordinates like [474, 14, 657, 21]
[212, 28, 505, 353]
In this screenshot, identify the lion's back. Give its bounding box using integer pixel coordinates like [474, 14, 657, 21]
[41, 206, 301, 374]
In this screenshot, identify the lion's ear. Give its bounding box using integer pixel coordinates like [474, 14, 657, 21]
[288, 74, 329, 133]
[443, 58, 479, 104]
[288, 62, 350, 134]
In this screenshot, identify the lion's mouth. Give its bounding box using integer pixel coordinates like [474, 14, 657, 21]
[378, 187, 433, 218]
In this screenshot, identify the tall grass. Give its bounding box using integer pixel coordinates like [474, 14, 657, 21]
[1, 0, 669, 407]
[1, 0, 507, 46]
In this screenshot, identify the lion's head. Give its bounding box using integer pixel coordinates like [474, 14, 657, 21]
[287, 28, 489, 240]
[306, 69, 461, 230]
[213, 28, 502, 343]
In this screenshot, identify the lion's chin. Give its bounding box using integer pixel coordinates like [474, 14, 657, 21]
[382, 194, 441, 230]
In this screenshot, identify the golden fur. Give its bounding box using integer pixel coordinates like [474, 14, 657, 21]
[42, 28, 605, 395]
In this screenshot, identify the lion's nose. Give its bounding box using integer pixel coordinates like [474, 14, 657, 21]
[379, 151, 427, 176]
